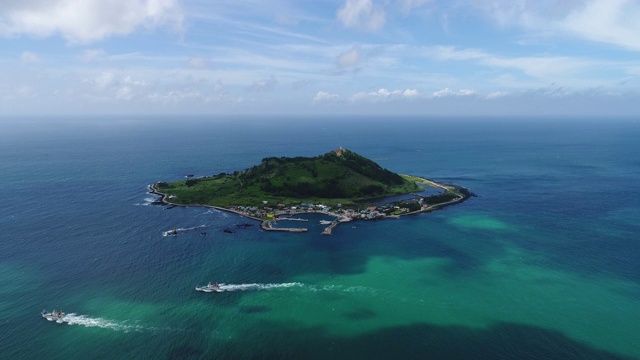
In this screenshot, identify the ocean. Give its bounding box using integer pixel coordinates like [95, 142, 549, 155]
[1, 116, 638, 359]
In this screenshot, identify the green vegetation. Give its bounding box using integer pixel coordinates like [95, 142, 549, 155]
[156, 148, 423, 208]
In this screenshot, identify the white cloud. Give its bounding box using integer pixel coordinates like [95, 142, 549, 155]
[21, 51, 40, 64]
[432, 88, 477, 97]
[88, 72, 147, 101]
[560, 0, 640, 51]
[402, 89, 420, 97]
[116, 86, 134, 100]
[0, 0, 183, 43]
[401, 0, 432, 13]
[485, 91, 509, 99]
[247, 76, 278, 92]
[432, 88, 453, 97]
[313, 91, 340, 103]
[122, 75, 147, 87]
[457, 89, 477, 96]
[94, 72, 116, 89]
[428, 46, 591, 78]
[146, 79, 242, 106]
[187, 57, 213, 70]
[351, 88, 420, 102]
[472, 0, 640, 51]
[337, 0, 386, 31]
[148, 90, 202, 104]
[337, 46, 361, 68]
[80, 49, 106, 62]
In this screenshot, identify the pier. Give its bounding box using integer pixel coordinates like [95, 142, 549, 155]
[261, 220, 308, 232]
[321, 221, 339, 235]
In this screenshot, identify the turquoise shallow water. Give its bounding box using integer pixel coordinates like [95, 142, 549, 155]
[1, 116, 639, 359]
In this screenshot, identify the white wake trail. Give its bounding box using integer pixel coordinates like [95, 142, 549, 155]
[59, 313, 146, 332]
[162, 225, 207, 236]
[197, 282, 377, 295]
[197, 282, 305, 292]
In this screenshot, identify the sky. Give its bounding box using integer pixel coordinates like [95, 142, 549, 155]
[1, 0, 640, 117]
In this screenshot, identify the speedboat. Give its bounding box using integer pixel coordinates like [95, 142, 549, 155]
[162, 227, 178, 237]
[41, 309, 65, 323]
[195, 282, 224, 292]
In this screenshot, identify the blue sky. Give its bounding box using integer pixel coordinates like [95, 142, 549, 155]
[2, 0, 640, 117]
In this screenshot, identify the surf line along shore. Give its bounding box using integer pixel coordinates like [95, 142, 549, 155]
[149, 175, 475, 235]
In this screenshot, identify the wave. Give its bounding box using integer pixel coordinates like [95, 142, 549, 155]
[134, 192, 163, 206]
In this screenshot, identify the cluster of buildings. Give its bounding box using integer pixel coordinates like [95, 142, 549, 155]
[229, 198, 428, 221]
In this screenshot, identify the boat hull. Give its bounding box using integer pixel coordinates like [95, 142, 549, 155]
[195, 285, 224, 292]
[42, 312, 65, 323]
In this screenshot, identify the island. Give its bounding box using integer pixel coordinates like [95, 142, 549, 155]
[151, 148, 475, 234]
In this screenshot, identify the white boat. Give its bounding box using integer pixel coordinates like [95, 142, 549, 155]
[41, 309, 65, 323]
[163, 225, 206, 237]
[195, 282, 224, 292]
[163, 227, 178, 237]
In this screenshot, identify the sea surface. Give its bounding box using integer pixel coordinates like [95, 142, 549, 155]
[1, 116, 639, 359]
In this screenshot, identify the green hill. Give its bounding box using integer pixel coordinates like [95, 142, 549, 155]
[155, 148, 422, 207]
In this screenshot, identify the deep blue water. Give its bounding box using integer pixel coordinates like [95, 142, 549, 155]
[1, 116, 639, 359]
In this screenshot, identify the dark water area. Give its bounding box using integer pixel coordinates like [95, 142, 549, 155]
[1, 116, 639, 359]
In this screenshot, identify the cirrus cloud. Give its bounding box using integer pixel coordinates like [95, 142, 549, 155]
[470, 0, 640, 51]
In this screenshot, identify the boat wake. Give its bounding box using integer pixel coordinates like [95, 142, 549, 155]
[306, 284, 380, 295]
[197, 282, 304, 292]
[195, 282, 379, 296]
[162, 225, 207, 237]
[52, 313, 147, 332]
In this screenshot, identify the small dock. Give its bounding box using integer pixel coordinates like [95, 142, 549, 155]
[321, 222, 339, 235]
[261, 220, 307, 232]
[264, 227, 308, 233]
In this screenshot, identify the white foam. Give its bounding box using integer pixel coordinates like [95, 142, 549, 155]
[305, 284, 377, 295]
[134, 194, 162, 206]
[202, 282, 305, 292]
[162, 225, 207, 236]
[197, 282, 378, 296]
[58, 313, 146, 332]
[202, 209, 222, 215]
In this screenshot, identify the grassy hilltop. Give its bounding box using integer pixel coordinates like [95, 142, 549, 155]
[155, 148, 423, 208]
